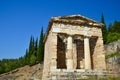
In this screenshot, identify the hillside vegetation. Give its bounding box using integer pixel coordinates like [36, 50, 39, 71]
[0, 27, 44, 74]
[101, 14, 120, 44]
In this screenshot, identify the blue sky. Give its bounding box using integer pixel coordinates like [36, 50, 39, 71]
[0, 0, 120, 59]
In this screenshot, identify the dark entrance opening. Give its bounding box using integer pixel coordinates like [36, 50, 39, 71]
[74, 39, 84, 69]
[57, 35, 67, 69]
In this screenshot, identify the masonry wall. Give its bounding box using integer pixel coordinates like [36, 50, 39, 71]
[43, 32, 52, 78]
[42, 32, 57, 79]
[94, 37, 106, 70]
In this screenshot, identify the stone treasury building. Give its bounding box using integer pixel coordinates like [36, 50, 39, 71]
[42, 15, 106, 80]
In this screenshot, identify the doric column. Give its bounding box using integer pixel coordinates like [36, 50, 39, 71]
[84, 37, 91, 70]
[66, 35, 73, 70]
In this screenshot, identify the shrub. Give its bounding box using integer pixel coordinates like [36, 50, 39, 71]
[106, 32, 120, 44]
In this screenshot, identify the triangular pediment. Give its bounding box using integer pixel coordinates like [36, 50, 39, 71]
[50, 15, 103, 27]
[52, 15, 97, 23]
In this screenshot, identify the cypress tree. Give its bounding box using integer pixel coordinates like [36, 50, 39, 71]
[37, 27, 44, 62]
[25, 36, 35, 65]
[34, 38, 38, 57]
[30, 54, 37, 66]
[29, 36, 35, 55]
[24, 49, 29, 65]
[101, 13, 107, 44]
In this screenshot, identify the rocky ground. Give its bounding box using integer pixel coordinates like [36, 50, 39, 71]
[105, 39, 120, 76]
[0, 63, 43, 80]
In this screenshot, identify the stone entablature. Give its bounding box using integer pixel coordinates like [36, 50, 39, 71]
[42, 15, 106, 80]
[52, 23, 102, 37]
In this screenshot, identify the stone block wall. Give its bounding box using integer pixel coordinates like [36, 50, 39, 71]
[42, 32, 57, 79]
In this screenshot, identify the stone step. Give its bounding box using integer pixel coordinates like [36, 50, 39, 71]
[44, 71, 107, 80]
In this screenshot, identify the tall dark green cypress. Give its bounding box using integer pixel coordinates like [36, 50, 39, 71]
[37, 27, 44, 62]
[101, 13, 107, 44]
[24, 49, 29, 65]
[29, 36, 34, 55]
[34, 38, 38, 57]
[26, 36, 35, 64]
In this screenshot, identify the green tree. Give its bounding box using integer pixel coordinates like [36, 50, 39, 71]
[24, 36, 38, 65]
[30, 54, 37, 65]
[101, 13, 107, 44]
[107, 21, 120, 43]
[25, 36, 35, 65]
[108, 23, 113, 32]
[0, 61, 4, 74]
[108, 21, 120, 33]
[24, 49, 29, 65]
[34, 38, 38, 56]
[107, 32, 120, 44]
[29, 36, 35, 56]
[37, 27, 44, 62]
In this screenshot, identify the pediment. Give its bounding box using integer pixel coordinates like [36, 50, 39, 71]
[50, 15, 103, 27]
[52, 15, 97, 23]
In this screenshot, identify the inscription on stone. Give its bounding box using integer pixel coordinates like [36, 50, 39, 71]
[52, 27, 61, 32]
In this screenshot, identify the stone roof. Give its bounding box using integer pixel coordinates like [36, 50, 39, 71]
[44, 15, 104, 42]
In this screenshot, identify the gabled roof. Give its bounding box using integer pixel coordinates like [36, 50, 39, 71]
[52, 14, 97, 23]
[50, 14, 103, 27]
[44, 15, 104, 42]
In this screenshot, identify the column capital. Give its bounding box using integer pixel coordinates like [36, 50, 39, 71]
[51, 32, 57, 36]
[84, 35, 91, 38]
[67, 35, 73, 38]
[67, 33, 78, 37]
[67, 36, 73, 49]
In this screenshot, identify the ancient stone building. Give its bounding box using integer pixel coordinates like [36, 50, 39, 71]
[42, 15, 106, 80]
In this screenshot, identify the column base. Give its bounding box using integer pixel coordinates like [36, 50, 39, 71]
[66, 59, 73, 70]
